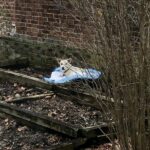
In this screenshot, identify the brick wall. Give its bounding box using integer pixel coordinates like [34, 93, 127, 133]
[0, 0, 16, 36]
[0, 0, 15, 19]
[1, 0, 93, 48]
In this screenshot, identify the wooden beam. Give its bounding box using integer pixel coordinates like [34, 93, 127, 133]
[57, 93, 100, 109]
[0, 68, 115, 109]
[0, 102, 80, 137]
[78, 123, 113, 138]
[0, 69, 75, 96]
[0, 68, 53, 89]
[0, 102, 114, 138]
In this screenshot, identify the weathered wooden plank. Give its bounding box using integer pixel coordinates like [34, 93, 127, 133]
[56, 91, 116, 110]
[79, 123, 113, 138]
[0, 68, 115, 109]
[52, 85, 117, 110]
[0, 69, 76, 98]
[0, 102, 114, 139]
[57, 93, 100, 109]
[0, 102, 79, 137]
[50, 132, 117, 150]
[7, 93, 54, 103]
[0, 68, 53, 89]
[0, 108, 115, 149]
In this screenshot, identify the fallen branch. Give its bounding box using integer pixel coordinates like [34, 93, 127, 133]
[7, 93, 54, 103]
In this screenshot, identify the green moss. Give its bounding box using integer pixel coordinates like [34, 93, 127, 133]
[0, 37, 91, 69]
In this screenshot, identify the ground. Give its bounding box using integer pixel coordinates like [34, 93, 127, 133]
[0, 67, 113, 150]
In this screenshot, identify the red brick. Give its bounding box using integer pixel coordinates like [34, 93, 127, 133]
[1, 0, 93, 47]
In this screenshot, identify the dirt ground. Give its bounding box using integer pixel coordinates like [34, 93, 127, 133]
[0, 67, 113, 150]
[0, 117, 72, 150]
[0, 81, 48, 102]
[1, 80, 110, 127]
[0, 117, 113, 150]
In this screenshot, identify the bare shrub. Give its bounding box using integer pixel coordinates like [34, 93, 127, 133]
[67, 0, 150, 150]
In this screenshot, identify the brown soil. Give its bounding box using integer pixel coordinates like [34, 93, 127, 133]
[0, 118, 71, 150]
[0, 81, 49, 102]
[14, 95, 106, 127]
[0, 68, 112, 149]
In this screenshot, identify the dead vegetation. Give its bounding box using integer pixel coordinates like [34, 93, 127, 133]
[67, 0, 150, 150]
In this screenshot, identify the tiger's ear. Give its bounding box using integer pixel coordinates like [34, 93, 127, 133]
[67, 58, 72, 63]
[56, 58, 61, 63]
